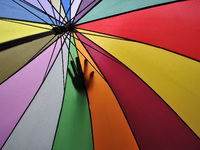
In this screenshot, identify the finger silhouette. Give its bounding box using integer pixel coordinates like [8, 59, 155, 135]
[67, 57, 95, 91]
[76, 57, 82, 74]
[67, 57, 85, 92]
[84, 59, 88, 68]
[67, 68, 74, 79]
[70, 60, 77, 75]
[90, 71, 94, 78]
[84, 59, 88, 76]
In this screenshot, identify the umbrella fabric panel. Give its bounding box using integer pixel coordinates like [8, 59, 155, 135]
[0, 34, 57, 84]
[78, 29, 200, 138]
[0, 0, 58, 25]
[77, 0, 200, 61]
[61, 0, 70, 21]
[53, 36, 93, 150]
[0, 38, 63, 148]
[44, 36, 65, 74]
[15, 0, 60, 25]
[77, 0, 177, 24]
[2, 51, 66, 150]
[73, 0, 101, 23]
[47, 0, 68, 23]
[24, 0, 65, 24]
[0, 0, 53, 24]
[70, 0, 82, 22]
[74, 33, 139, 150]
[0, 19, 51, 44]
[73, 33, 102, 75]
[76, 32, 200, 150]
[29, 35, 60, 60]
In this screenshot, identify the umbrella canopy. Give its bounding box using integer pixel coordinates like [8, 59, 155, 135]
[0, 0, 200, 150]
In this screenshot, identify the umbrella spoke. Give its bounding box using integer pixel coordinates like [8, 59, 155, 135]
[35, 0, 56, 25]
[61, 0, 75, 24]
[43, 36, 60, 80]
[0, 18, 52, 30]
[29, 35, 58, 62]
[47, 0, 67, 25]
[73, 0, 100, 24]
[72, 31, 126, 69]
[13, 0, 54, 27]
[62, 0, 98, 25]
[65, 34, 105, 80]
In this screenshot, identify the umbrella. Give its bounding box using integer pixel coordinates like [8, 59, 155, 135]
[0, 0, 200, 149]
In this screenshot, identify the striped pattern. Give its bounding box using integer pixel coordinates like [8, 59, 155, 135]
[0, 0, 200, 149]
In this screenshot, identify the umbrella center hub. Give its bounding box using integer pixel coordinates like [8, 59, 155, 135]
[53, 23, 75, 35]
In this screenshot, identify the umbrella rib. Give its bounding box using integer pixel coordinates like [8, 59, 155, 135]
[28, 35, 58, 63]
[75, 0, 185, 25]
[60, 16, 67, 25]
[0, 34, 58, 85]
[21, 0, 65, 26]
[0, 18, 52, 30]
[19, 0, 60, 26]
[59, 33, 68, 87]
[42, 32, 66, 81]
[38, 0, 64, 25]
[23, 0, 57, 25]
[60, 0, 68, 24]
[43, 33, 67, 81]
[0, 17, 50, 25]
[58, 0, 62, 25]
[78, 29, 200, 63]
[61, 32, 70, 87]
[43, 37, 59, 80]
[49, 0, 67, 25]
[71, 0, 83, 24]
[60, 38, 65, 87]
[26, 0, 65, 26]
[13, 0, 54, 27]
[22, 0, 46, 12]
[47, 0, 67, 25]
[49, 0, 58, 25]
[62, 0, 75, 24]
[76, 29, 134, 41]
[58, 1, 68, 26]
[63, 0, 98, 25]
[0, 30, 56, 52]
[72, 31, 126, 69]
[64, 33, 76, 66]
[35, 0, 56, 25]
[65, 33, 83, 76]
[73, 0, 101, 24]
[65, 34, 105, 80]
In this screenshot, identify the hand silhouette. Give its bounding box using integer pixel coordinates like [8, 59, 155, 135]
[67, 57, 94, 92]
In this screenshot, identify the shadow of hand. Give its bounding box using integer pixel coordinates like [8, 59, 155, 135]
[67, 57, 94, 92]
[67, 57, 85, 92]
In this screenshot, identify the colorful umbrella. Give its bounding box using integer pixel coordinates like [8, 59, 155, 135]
[0, 0, 200, 149]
